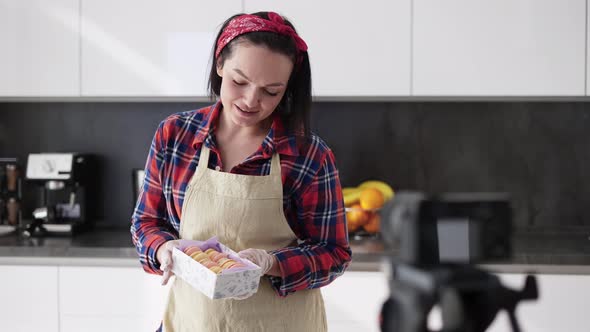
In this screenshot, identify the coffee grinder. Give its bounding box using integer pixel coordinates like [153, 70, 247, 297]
[24, 153, 95, 236]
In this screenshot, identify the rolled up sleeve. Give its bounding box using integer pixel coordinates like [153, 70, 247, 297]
[269, 149, 351, 296]
[130, 122, 178, 275]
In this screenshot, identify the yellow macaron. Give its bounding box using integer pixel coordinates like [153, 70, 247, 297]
[191, 252, 209, 262]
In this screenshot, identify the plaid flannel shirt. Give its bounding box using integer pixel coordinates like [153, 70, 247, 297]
[130, 102, 351, 296]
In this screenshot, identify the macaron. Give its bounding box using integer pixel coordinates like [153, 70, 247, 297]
[230, 263, 246, 269]
[220, 260, 237, 269]
[209, 266, 222, 274]
[210, 251, 228, 262]
[191, 252, 209, 262]
[183, 245, 196, 252]
[184, 246, 202, 256]
[216, 257, 231, 266]
[202, 260, 219, 268]
[204, 248, 217, 255]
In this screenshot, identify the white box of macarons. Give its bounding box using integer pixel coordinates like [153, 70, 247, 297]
[171, 236, 262, 299]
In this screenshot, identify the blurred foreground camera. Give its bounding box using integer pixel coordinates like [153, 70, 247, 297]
[382, 192, 512, 265]
[379, 192, 538, 332]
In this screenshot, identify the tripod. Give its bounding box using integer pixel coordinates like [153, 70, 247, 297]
[380, 264, 538, 332]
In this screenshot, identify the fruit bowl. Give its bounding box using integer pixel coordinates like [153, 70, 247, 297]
[345, 206, 381, 239]
[342, 180, 394, 239]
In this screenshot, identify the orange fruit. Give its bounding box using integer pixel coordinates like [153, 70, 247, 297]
[359, 188, 385, 210]
[346, 203, 368, 232]
[347, 219, 361, 232]
[363, 212, 381, 234]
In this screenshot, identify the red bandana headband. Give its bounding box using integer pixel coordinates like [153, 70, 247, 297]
[215, 12, 308, 62]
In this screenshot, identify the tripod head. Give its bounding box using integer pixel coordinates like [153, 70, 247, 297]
[379, 192, 539, 332]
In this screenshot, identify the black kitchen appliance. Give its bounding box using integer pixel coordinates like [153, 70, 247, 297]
[24, 153, 95, 236]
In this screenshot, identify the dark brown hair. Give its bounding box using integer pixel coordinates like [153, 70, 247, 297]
[208, 12, 312, 136]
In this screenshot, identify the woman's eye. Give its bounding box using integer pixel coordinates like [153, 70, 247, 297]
[232, 80, 246, 86]
[265, 90, 279, 97]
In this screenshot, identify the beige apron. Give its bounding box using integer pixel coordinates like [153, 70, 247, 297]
[162, 146, 327, 332]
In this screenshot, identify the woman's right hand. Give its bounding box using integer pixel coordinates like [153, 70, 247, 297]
[157, 239, 206, 285]
[156, 240, 183, 285]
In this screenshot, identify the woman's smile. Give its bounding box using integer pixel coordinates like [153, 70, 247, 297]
[236, 104, 257, 113]
[234, 104, 260, 121]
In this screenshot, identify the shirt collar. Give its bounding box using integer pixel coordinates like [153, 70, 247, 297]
[191, 102, 220, 149]
[192, 102, 300, 157]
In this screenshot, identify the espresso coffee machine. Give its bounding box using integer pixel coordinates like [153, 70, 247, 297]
[24, 153, 95, 236]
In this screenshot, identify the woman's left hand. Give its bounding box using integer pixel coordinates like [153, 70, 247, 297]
[238, 248, 278, 276]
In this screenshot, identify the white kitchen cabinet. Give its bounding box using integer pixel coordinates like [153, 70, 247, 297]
[321, 271, 389, 332]
[59, 266, 170, 332]
[80, 0, 242, 97]
[0, 0, 79, 97]
[59, 267, 387, 332]
[413, 0, 586, 96]
[0, 265, 59, 332]
[244, 0, 411, 97]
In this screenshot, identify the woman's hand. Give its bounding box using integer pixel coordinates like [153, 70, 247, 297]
[238, 248, 279, 276]
[157, 239, 207, 285]
[156, 240, 183, 285]
[229, 248, 279, 300]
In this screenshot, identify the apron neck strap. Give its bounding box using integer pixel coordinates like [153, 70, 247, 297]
[198, 144, 281, 176]
[269, 151, 281, 177]
[197, 145, 211, 170]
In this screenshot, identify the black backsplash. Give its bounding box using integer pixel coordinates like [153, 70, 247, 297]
[0, 101, 588, 229]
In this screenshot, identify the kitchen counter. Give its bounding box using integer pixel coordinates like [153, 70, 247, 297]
[0, 226, 589, 274]
[0, 227, 138, 267]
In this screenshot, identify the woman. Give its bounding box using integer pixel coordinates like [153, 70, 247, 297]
[130, 11, 351, 331]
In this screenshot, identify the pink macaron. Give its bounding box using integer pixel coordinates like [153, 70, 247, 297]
[201, 260, 219, 268]
[210, 251, 229, 262]
[184, 246, 203, 256]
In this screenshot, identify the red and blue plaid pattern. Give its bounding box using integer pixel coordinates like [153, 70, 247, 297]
[130, 102, 351, 296]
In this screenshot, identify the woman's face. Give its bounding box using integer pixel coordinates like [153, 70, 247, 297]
[217, 42, 294, 130]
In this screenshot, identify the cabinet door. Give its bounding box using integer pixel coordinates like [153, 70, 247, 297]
[81, 1, 242, 97]
[245, 0, 411, 97]
[0, 0, 79, 97]
[59, 266, 170, 332]
[413, 0, 586, 96]
[321, 271, 389, 332]
[0, 265, 59, 332]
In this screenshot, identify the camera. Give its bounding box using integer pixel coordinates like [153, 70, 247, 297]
[382, 192, 512, 265]
[379, 192, 538, 332]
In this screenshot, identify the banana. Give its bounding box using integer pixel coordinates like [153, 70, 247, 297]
[358, 180, 395, 201]
[343, 190, 362, 206]
[342, 187, 361, 195]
